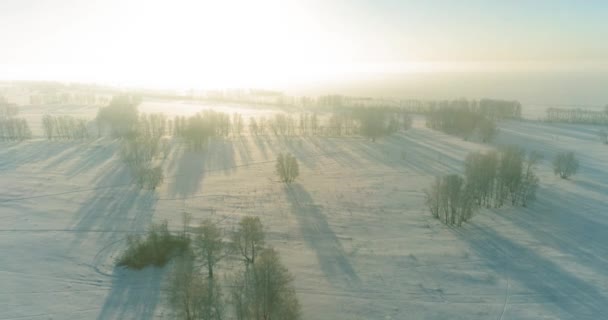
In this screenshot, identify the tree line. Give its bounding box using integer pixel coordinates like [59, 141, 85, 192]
[0, 101, 31, 141]
[42, 115, 89, 140]
[546, 107, 608, 125]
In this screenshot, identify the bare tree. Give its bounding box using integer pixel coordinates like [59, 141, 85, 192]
[230, 248, 301, 320]
[232, 216, 265, 266]
[195, 220, 224, 278]
[167, 253, 205, 320]
[167, 253, 224, 320]
[553, 151, 579, 179]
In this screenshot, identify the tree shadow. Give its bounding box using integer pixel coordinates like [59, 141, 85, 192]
[234, 136, 252, 164]
[206, 138, 237, 175]
[166, 139, 237, 198]
[284, 183, 359, 288]
[70, 160, 157, 248]
[318, 130, 466, 176]
[167, 146, 208, 198]
[64, 142, 118, 178]
[96, 266, 166, 320]
[251, 135, 321, 170]
[457, 221, 608, 319]
[0, 140, 79, 171]
[497, 185, 608, 280]
[253, 135, 270, 160]
[64, 158, 165, 319]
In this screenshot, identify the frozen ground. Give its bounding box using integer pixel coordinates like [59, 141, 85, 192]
[1, 106, 608, 319]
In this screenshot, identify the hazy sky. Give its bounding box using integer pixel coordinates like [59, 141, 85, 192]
[1, 0, 607, 88]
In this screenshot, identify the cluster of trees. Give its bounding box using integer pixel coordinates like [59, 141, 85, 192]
[425, 174, 476, 226]
[476, 99, 522, 120]
[173, 111, 233, 149]
[464, 147, 541, 208]
[96, 95, 141, 138]
[426, 146, 541, 226]
[553, 151, 579, 179]
[165, 216, 301, 320]
[354, 108, 402, 141]
[276, 153, 299, 183]
[138, 113, 168, 140]
[426, 103, 498, 142]
[96, 96, 168, 189]
[546, 107, 608, 125]
[41, 115, 89, 140]
[119, 132, 167, 189]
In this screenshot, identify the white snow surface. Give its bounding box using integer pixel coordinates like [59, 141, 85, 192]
[2, 105, 608, 319]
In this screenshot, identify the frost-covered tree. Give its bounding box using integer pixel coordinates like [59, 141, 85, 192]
[553, 151, 579, 179]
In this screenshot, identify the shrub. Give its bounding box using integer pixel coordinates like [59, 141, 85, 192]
[116, 221, 190, 269]
[553, 151, 579, 179]
[276, 153, 299, 183]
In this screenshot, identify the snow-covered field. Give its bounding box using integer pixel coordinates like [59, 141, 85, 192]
[2, 104, 608, 319]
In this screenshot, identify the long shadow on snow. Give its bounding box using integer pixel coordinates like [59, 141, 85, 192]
[0, 140, 78, 171]
[67, 159, 163, 319]
[70, 163, 157, 245]
[344, 130, 465, 176]
[250, 135, 321, 170]
[64, 141, 118, 178]
[501, 120, 604, 143]
[234, 136, 253, 164]
[458, 222, 608, 319]
[167, 138, 236, 198]
[497, 186, 608, 280]
[97, 266, 166, 320]
[285, 183, 360, 288]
